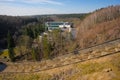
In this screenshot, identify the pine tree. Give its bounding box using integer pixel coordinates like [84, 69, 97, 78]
[31, 48, 38, 61]
[42, 35, 51, 59]
[7, 31, 15, 62]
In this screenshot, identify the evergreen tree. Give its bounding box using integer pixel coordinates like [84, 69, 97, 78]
[42, 35, 51, 59]
[31, 48, 37, 61]
[7, 31, 15, 62]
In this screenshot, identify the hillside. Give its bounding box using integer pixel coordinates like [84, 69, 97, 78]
[0, 38, 120, 80]
[77, 5, 120, 49]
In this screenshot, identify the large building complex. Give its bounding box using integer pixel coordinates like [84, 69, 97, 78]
[45, 22, 73, 32]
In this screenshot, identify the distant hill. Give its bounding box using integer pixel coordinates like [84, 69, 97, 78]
[55, 13, 88, 19]
[77, 5, 120, 48]
[49, 13, 89, 28]
[33, 13, 88, 19]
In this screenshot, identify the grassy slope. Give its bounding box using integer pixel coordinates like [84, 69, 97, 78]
[0, 52, 120, 80]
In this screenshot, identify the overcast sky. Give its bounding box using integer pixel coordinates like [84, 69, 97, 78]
[0, 0, 120, 16]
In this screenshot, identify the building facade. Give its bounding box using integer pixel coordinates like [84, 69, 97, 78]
[45, 22, 73, 32]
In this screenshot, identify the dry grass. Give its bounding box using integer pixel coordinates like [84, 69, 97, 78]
[1, 52, 120, 80]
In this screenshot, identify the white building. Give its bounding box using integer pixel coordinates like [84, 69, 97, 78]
[45, 22, 73, 32]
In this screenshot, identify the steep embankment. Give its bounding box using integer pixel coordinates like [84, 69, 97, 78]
[77, 5, 120, 48]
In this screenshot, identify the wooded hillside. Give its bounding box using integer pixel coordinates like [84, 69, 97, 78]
[77, 5, 120, 48]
